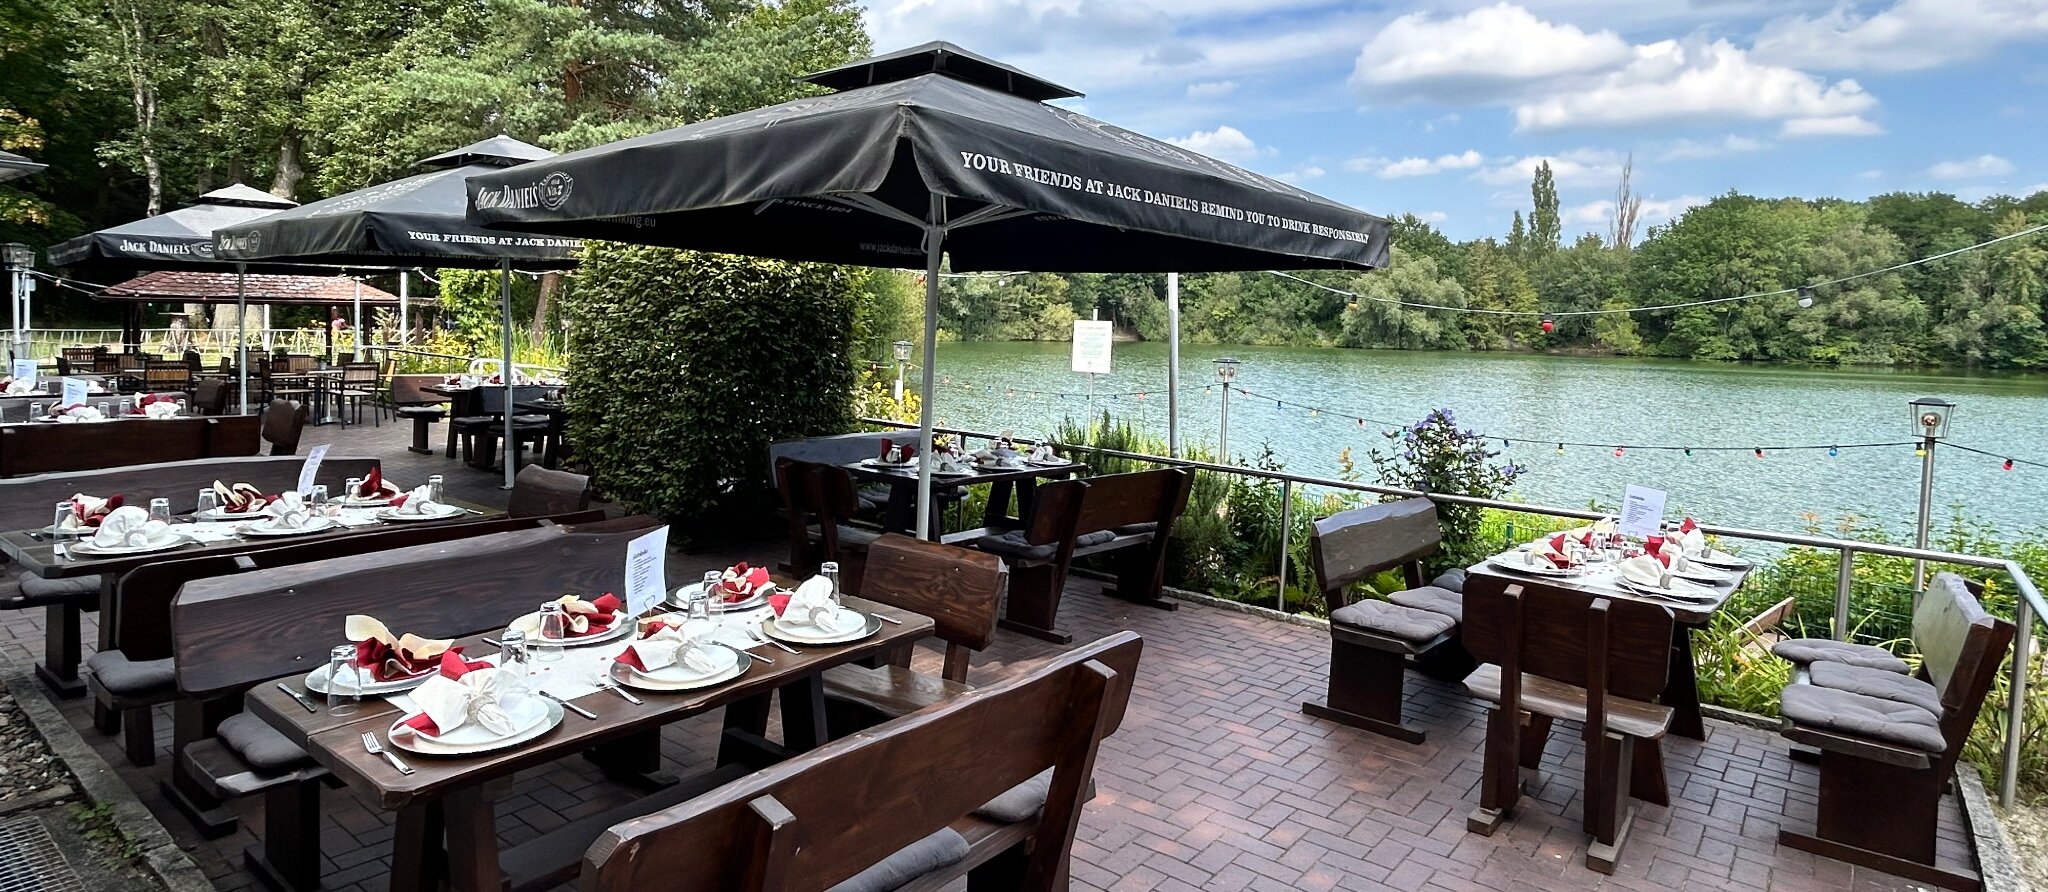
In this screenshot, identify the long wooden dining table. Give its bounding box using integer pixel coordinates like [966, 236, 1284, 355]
[842, 459, 1086, 540]
[0, 497, 502, 697]
[1467, 548, 1752, 741]
[247, 595, 934, 892]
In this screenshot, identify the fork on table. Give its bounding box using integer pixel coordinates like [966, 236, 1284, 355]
[361, 731, 413, 775]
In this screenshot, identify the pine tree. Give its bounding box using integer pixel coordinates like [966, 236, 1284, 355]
[1507, 211, 1527, 256]
[1530, 161, 1561, 254]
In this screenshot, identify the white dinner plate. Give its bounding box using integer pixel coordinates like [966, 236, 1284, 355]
[1025, 458, 1071, 467]
[303, 662, 435, 696]
[507, 611, 636, 647]
[375, 504, 464, 522]
[1671, 563, 1732, 584]
[337, 493, 398, 507]
[1487, 555, 1577, 577]
[1687, 548, 1751, 570]
[763, 610, 882, 645]
[609, 645, 750, 692]
[67, 532, 190, 556]
[388, 695, 561, 756]
[194, 507, 269, 522]
[859, 458, 915, 469]
[667, 581, 768, 612]
[1619, 577, 1720, 604]
[239, 517, 339, 537]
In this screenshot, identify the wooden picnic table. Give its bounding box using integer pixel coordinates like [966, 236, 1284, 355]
[842, 459, 1086, 540]
[426, 384, 552, 467]
[0, 497, 502, 697]
[1467, 549, 1752, 741]
[247, 595, 934, 892]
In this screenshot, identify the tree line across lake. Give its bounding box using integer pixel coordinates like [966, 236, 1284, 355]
[938, 185, 2048, 370]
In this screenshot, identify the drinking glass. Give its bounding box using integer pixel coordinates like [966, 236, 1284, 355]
[310, 484, 329, 509]
[27, 402, 42, 418]
[95, 401, 110, 417]
[176, 398, 188, 414]
[426, 474, 445, 503]
[51, 501, 71, 538]
[342, 478, 360, 503]
[326, 645, 360, 716]
[692, 571, 720, 625]
[497, 630, 531, 694]
[821, 561, 842, 610]
[148, 498, 171, 524]
[534, 601, 567, 662]
[116, 397, 131, 414]
[196, 489, 218, 516]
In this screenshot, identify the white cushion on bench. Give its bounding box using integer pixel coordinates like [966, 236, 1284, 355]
[1779, 684, 1947, 753]
[1771, 638, 1909, 673]
[1330, 599, 1455, 643]
[1809, 662, 1941, 716]
[825, 827, 969, 892]
[1388, 585, 1462, 623]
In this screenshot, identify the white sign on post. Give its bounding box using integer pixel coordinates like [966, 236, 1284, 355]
[623, 525, 671, 617]
[10, 359, 35, 388]
[1071, 320, 1113, 375]
[297, 444, 331, 495]
[60, 377, 88, 407]
[1619, 485, 1668, 539]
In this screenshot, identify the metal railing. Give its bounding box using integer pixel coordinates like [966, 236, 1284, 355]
[867, 418, 2045, 808]
[364, 346, 566, 375]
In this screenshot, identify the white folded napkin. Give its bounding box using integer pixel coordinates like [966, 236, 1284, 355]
[55, 404, 103, 422]
[255, 491, 315, 530]
[411, 666, 517, 738]
[1678, 528, 1707, 557]
[92, 506, 169, 548]
[1620, 554, 1676, 589]
[141, 400, 180, 419]
[777, 575, 840, 630]
[617, 619, 721, 674]
[2, 377, 33, 395]
[1029, 442, 1059, 463]
[935, 452, 972, 473]
[394, 484, 437, 515]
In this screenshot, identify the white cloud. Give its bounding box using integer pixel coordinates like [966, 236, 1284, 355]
[1512, 38, 1875, 131]
[1368, 149, 1485, 178]
[1350, 3, 1632, 104]
[1928, 154, 2015, 179]
[1185, 80, 1237, 98]
[1274, 164, 1325, 184]
[1563, 194, 1707, 227]
[1165, 125, 1262, 163]
[1422, 113, 1460, 133]
[1781, 115, 1885, 137]
[1753, 0, 2048, 72]
[2023, 182, 2048, 197]
[1419, 210, 1448, 223]
[1474, 149, 1626, 187]
[1659, 135, 1768, 160]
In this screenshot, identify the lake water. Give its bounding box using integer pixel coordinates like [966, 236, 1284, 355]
[923, 341, 2048, 539]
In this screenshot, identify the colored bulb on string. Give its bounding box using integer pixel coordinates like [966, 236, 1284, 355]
[1556, 443, 1565, 455]
[1309, 409, 1319, 418]
[1502, 439, 1511, 448]
[2005, 458, 2016, 471]
[1915, 446, 1927, 457]
[1613, 447, 1625, 458]
[1754, 447, 1764, 459]
[1682, 448, 1692, 457]
[1828, 446, 1838, 457]
[1540, 315, 1555, 333]
[1356, 418, 1365, 428]
[1275, 400, 1283, 411]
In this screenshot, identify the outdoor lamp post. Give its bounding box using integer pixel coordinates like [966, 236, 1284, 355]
[3, 242, 35, 364]
[892, 339, 912, 402]
[1214, 357, 1240, 462]
[1909, 396, 1956, 590]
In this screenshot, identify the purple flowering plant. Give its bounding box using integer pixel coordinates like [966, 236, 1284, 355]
[1368, 408, 1524, 568]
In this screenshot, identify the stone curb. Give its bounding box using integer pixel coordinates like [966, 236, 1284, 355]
[5, 670, 217, 892]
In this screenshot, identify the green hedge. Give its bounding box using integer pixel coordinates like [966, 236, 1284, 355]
[563, 243, 864, 539]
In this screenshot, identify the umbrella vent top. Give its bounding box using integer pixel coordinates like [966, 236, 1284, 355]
[801, 41, 1082, 102]
[416, 135, 555, 171]
[191, 183, 298, 209]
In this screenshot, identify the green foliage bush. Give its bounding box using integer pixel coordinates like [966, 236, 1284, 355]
[1367, 408, 1524, 574]
[564, 243, 862, 538]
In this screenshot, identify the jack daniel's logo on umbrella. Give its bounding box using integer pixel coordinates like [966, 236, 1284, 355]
[476, 171, 574, 212]
[218, 229, 262, 255]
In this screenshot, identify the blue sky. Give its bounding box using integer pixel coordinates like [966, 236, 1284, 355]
[857, 0, 2048, 241]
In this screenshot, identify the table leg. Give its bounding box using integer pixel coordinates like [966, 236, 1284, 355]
[981, 480, 1017, 529]
[1667, 625, 1705, 741]
[1014, 476, 1045, 526]
[584, 729, 674, 790]
[442, 786, 503, 892]
[778, 676, 830, 752]
[35, 602, 85, 698]
[881, 483, 916, 537]
[718, 692, 781, 768]
[391, 798, 448, 892]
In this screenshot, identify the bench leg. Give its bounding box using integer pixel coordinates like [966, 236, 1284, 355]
[35, 602, 86, 699]
[997, 564, 1073, 644]
[583, 729, 674, 791]
[121, 705, 156, 767]
[164, 698, 241, 838]
[1583, 732, 1637, 874]
[1300, 639, 1424, 744]
[245, 778, 322, 892]
[779, 676, 830, 752]
[409, 417, 436, 454]
[1777, 749, 1967, 889]
[967, 839, 1031, 892]
[1666, 625, 1706, 740]
[1100, 545, 1177, 612]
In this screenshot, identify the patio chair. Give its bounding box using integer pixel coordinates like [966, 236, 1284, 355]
[1461, 575, 1676, 873]
[507, 465, 593, 518]
[1300, 498, 1472, 743]
[335, 361, 382, 427]
[144, 359, 192, 392]
[388, 374, 450, 454]
[259, 399, 308, 456]
[1773, 572, 2012, 890]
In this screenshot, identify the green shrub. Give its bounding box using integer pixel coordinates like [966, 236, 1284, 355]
[1367, 408, 1523, 574]
[564, 243, 863, 539]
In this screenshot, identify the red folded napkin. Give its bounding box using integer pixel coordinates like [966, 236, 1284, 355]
[613, 619, 679, 672]
[1533, 552, 1570, 569]
[401, 651, 496, 736]
[1678, 517, 1698, 534]
[358, 467, 384, 498]
[354, 639, 462, 682]
[1548, 533, 1568, 553]
[72, 494, 123, 527]
[718, 563, 773, 604]
[128, 393, 178, 414]
[767, 592, 791, 616]
[558, 593, 622, 637]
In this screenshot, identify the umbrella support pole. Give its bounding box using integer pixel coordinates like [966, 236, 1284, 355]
[500, 260, 517, 490]
[236, 264, 249, 415]
[913, 195, 945, 540]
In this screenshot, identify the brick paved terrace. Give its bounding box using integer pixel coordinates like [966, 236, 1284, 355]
[0, 418, 1980, 891]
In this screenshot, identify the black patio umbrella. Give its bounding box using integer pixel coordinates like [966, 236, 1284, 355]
[217, 135, 582, 486]
[465, 41, 1393, 536]
[49, 183, 298, 270]
[0, 149, 44, 183]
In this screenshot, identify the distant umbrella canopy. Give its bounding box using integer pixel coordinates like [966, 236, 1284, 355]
[463, 41, 1391, 273]
[47, 183, 298, 270]
[0, 149, 43, 184]
[215, 135, 580, 270]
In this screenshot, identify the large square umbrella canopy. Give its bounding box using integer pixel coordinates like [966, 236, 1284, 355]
[48, 184, 299, 271]
[0, 149, 44, 184]
[464, 42, 1394, 536]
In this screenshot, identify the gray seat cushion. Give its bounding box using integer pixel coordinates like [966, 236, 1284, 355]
[215, 713, 312, 771]
[825, 827, 969, 892]
[975, 770, 1052, 823]
[1779, 684, 1947, 754]
[1073, 530, 1116, 548]
[17, 571, 99, 601]
[1114, 521, 1158, 535]
[1388, 585, 1463, 624]
[1809, 662, 1942, 716]
[1431, 569, 1468, 593]
[85, 650, 175, 695]
[975, 531, 1055, 561]
[1771, 638, 1909, 673]
[1329, 599, 1455, 643]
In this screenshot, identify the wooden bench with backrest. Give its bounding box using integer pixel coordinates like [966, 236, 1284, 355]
[817, 533, 1008, 734]
[168, 515, 662, 892]
[1299, 498, 1473, 743]
[775, 458, 882, 587]
[1460, 575, 1676, 873]
[768, 432, 895, 517]
[508, 464, 594, 518]
[948, 468, 1191, 644]
[389, 373, 451, 454]
[581, 631, 1144, 892]
[259, 398, 309, 455]
[90, 510, 604, 775]
[0, 414, 259, 477]
[1771, 572, 2014, 890]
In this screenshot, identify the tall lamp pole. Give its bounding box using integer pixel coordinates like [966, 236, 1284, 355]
[1214, 356, 1239, 463]
[1909, 397, 1955, 591]
[3, 243, 35, 363]
[892, 339, 912, 403]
